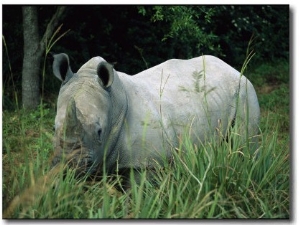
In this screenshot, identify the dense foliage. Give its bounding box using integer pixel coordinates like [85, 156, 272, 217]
[2, 5, 289, 110]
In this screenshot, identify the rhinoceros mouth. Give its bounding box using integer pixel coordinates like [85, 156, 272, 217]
[51, 146, 98, 176]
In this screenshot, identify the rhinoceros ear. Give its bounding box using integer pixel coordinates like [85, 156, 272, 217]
[96, 61, 114, 88]
[52, 53, 73, 82]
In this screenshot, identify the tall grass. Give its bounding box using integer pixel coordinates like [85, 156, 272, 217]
[2, 109, 289, 218]
[3, 107, 290, 217]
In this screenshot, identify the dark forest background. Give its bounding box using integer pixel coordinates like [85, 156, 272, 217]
[2, 5, 289, 110]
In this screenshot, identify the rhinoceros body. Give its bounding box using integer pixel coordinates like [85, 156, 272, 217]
[52, 53, 260, 177]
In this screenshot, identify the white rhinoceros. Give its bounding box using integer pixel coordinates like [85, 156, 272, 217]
[51, 53, 260, 178]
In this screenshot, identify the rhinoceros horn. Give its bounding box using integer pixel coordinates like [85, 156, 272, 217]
[63, 97, 79, 143]
[52, 97, 81, 166]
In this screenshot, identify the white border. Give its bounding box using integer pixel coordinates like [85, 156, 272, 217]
[1, 2, 298, 224]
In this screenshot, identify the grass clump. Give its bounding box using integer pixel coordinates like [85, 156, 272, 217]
[3, 105, 289, 218]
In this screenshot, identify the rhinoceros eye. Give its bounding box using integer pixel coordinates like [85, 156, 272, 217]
[96, 128, 102, 144]
[95, 122, 102, 142]
[97, 128, 102, 138]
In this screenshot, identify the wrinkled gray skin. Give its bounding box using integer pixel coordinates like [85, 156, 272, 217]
[51, 53, 260, 178]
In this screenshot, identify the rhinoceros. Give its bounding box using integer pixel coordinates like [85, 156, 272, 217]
[51, 53, 260, 180]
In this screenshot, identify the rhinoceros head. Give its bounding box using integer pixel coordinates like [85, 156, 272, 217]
[51, 53, 124, 177]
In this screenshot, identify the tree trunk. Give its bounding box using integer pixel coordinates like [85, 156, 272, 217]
[22, 6, 67, 110]
[22, 6, 41, 109]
